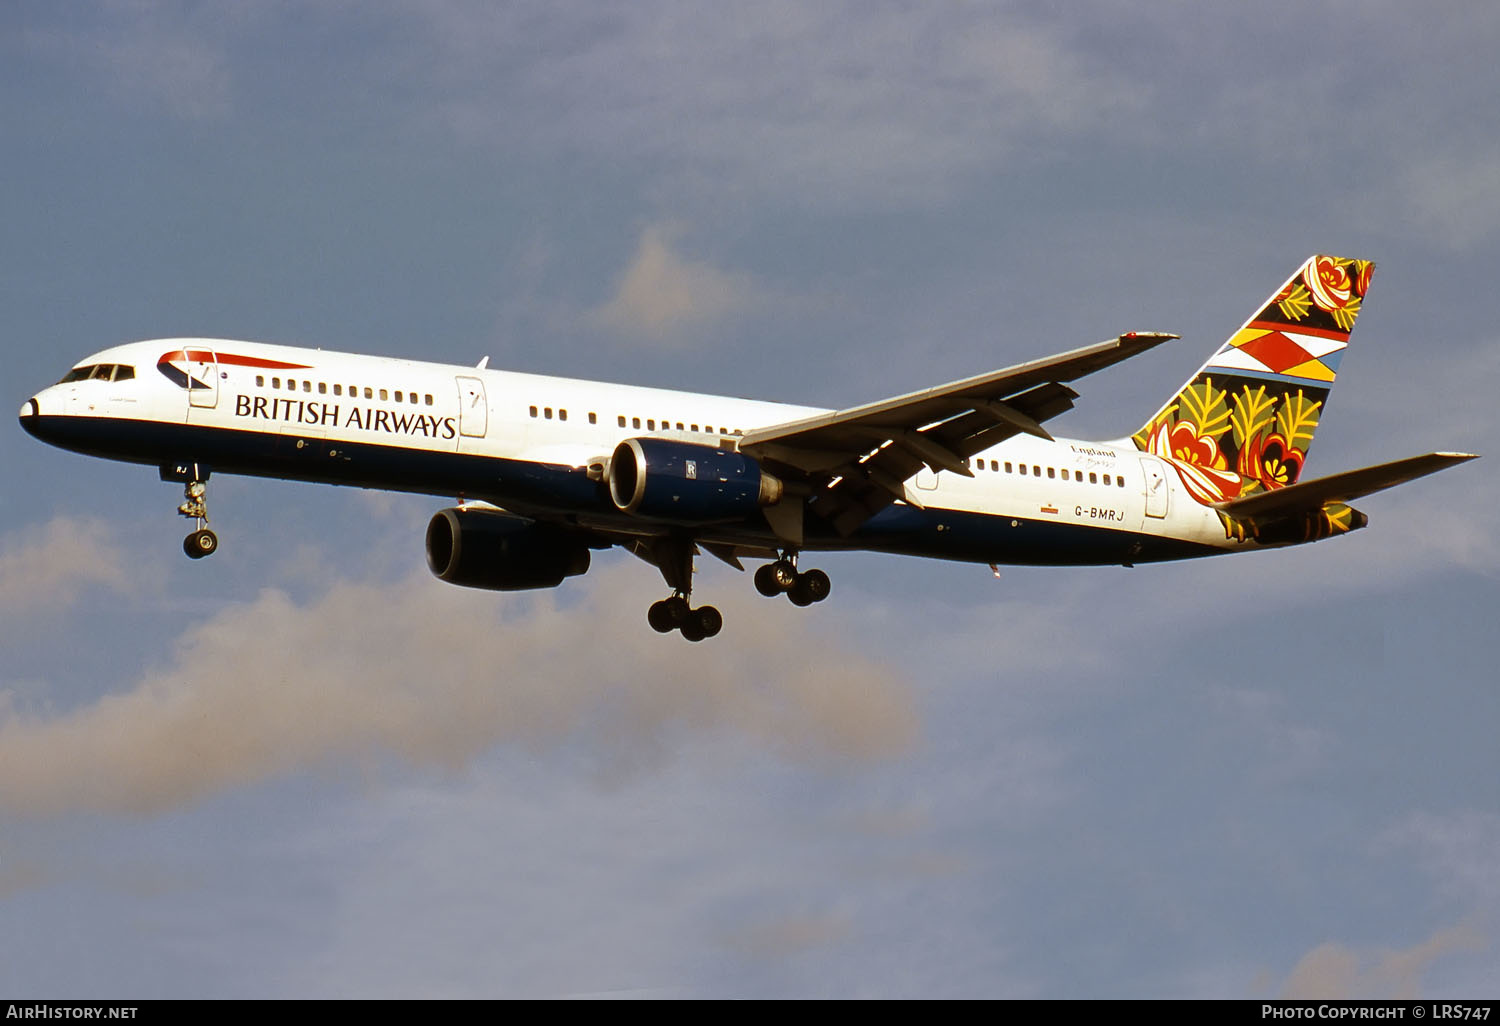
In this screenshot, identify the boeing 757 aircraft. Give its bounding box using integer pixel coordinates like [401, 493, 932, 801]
[20, 255, 1476, 639]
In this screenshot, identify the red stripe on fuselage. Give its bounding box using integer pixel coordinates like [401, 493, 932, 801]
[158, 350, 313, 370]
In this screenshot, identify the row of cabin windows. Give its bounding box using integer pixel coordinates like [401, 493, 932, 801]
[973, 458, 1127, 488]
[255, 375, 434, 406]
[618, 415, 743, 436]
[528, 406, 593, 424]
[526, 406, 744, 437]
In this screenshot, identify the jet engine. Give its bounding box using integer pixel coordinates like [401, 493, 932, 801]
[607, 438, 783, 521]
[425, 507, 591, 591]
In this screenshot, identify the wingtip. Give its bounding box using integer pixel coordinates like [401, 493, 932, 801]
[1119, 331, 1180, 345]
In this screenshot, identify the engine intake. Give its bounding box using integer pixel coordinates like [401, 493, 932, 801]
[426, 507, 591, 591]
[608, 438, 782, 521]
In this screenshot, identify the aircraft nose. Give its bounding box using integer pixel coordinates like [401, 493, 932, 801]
[19, 396, 41, 436]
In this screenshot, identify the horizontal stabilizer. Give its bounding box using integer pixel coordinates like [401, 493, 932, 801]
[1214, 452, 1479, 519]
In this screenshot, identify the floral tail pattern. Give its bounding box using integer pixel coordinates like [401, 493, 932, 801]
[1132, 255, 1374, 540]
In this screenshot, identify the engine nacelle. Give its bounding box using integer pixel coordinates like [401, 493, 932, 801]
[425, 508, 591, 591]
[607, 438, 783, 521]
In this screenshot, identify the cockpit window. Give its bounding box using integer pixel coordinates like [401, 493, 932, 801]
[58, 363, 136, 384]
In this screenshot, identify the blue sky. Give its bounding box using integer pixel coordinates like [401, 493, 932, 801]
[2, 1, 1496, 998]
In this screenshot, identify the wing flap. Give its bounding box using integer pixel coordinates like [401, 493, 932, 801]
[1214, 452, 1478, 519]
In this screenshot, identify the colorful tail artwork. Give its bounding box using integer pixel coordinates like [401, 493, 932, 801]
[1132, 255, 1373, 540]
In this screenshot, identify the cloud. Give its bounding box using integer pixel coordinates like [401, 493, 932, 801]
[1277, 926, 1486, 1000]
[592, 224, 759, 343]
[0, 563, 917, 818]
[0, 516, 135, 617]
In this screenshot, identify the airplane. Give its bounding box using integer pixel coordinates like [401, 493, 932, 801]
[19, 254, 1477, 640]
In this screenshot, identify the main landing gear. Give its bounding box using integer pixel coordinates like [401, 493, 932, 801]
[633, 540, 829, 641]
[177, 477, 218, 560]
[753, 554, 831, 607]
[647, 594, 723, 642]
[633, 537, 723, 642]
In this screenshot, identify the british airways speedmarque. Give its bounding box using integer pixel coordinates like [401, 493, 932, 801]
[19, 256, 1477, 640]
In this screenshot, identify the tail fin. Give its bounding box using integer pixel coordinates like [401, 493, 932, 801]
[1132, 255, 1374, 504]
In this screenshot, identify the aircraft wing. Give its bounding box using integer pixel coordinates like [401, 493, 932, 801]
[738, 332, 1178, 537]
[1214, 452, 1479, 520]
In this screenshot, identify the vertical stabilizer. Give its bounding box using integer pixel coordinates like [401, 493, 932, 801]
[1132, 255, 1373, 505]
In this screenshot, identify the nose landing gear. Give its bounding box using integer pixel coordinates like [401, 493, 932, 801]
[175, 475, 218, 559]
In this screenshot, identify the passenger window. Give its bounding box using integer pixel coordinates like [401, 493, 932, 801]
[1019, 464, 1028, 476]
[692, 424, 699, 433]
[676, 422, 684, 431]
[1047, 467, 1055, 479]
[334, 384, 342, 396]
[257, 375, 266, 387]
[410, 393, 418, 404]
[618, 415, 626, 428]
[318, 382, 327, 394]
[647, 419, 655, 430]
[1118, 476, 1125, 487]
[272, 377, 281, 389]
[379, 389, 388, 401]
[559, 409, 567, 421]
[425, 394, 434, 406]
[1004, 462, 1013, 473]
[1062, 469, 1070, 481]
[395, 391, 403, 402]
[303, 381, 312, 393]
[1089, 472, 1098, 484]
[544, 407, 553, 419]
[529, 406, 538, 418]
[633, 417, 641, 429]
[589, 412, 597, 425]
[1033, 465, 1040, 476]
[364, 387, 373, 399]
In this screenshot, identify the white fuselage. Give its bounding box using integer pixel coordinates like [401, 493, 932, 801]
[21, 338, 1241, 566]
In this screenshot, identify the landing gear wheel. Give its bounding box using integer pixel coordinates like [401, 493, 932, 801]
[770, 560, 797, 590]
[680, 618, 707, 642]
[754, 564, 784, 597]
[787, 568, 831, 606]
[801, 568, 831, 603]
[662, 595, 690, 627]
[647, 599, 677, 633]
[693, 605, 723, 638]
[183, 528, 218, 559]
